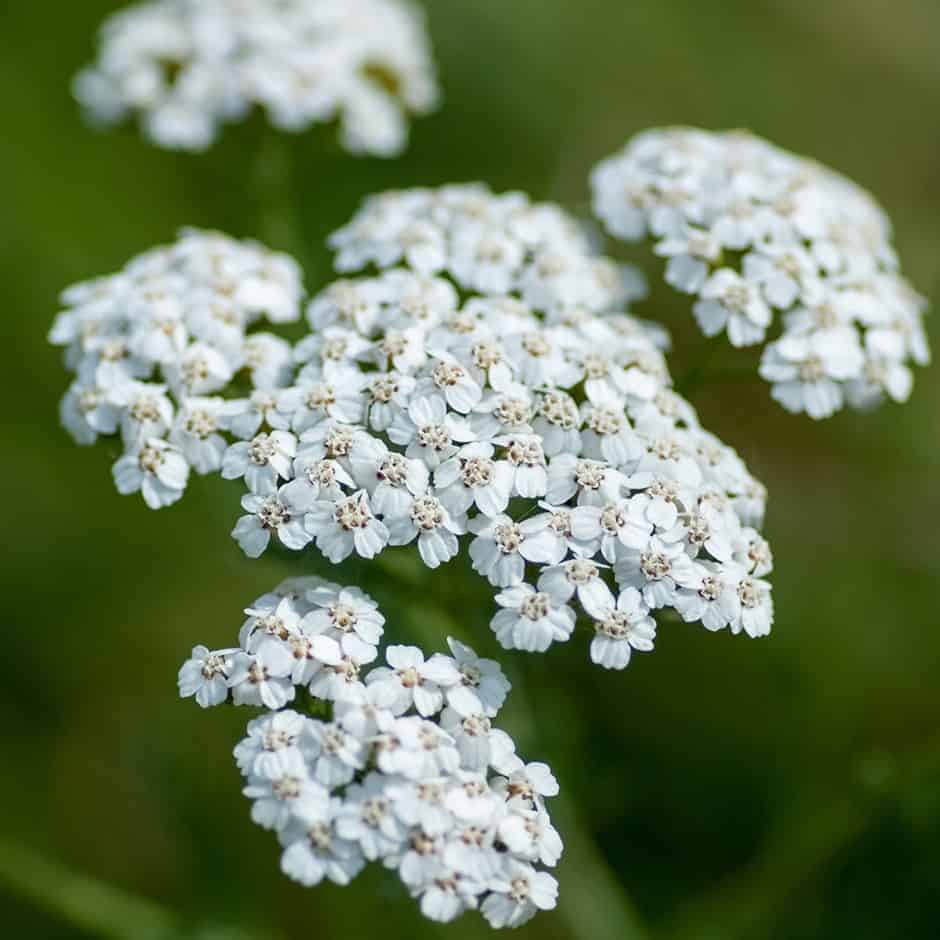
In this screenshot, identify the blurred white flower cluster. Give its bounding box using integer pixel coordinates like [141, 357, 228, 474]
[52, 185, 776, 666]
[179, 576, 561, 928]
[73, 0, 439, 155]
[592, 127, 930, 419]
[330, 184, 648, 308]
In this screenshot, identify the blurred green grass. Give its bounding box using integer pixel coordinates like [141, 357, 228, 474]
[2, 1, 940, 938]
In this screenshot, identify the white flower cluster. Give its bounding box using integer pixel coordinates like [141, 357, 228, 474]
[73, 0, 439, 155]
[49, 229, 303, 508]
[591, 127, 930, 419]
[179, 577, 561, 929]
[51, 188, 776, 664]
[330, 183, 649, 312]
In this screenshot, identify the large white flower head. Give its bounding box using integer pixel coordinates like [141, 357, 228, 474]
[591, 127, 930, 419]
[73, 0, 439, 155]
[179, 578, 561, 929]
[51, 189, 776, 667]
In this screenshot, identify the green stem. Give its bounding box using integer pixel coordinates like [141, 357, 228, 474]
[0, 838, 279, 940]
[0, 838, 176, 939]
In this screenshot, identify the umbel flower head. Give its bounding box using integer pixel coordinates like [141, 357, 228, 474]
[179, 577, 561, 929]
[73, 0, 439, 155]
[49, 228, 304, 507]
[591, 127, 930, 419]
[51, 185, 775, 667]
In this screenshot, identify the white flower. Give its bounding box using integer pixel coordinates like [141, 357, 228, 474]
[280, 454, 353, 507]
[732, 574, 774, 638]
[332, 681, 390, 740]
[386, 777, 453, 837]
[537, 557, 615, 620]
[240, 596, 304, 653]
[440, 708, 494, 771]
[388, 394, 474, 469]
[532, 390, 583, 457]
[491, 583, 576, 653]
[228, 647, 295, 709]
[276, 369, 366, 432]
[497, 433, 549, 498]
[302, 585, 385, 648]
[614, 535, 703, 609]
[498, 809, 564, 867]
[743, 240, 818, 309]
[242, 332, 294, 389]
[169, 396, 227, 473]
[177, 645, 236, 707]
[655, 226, 721, 294]
[481, 861, 558, 929]
[221, 430, 297, 495]
[496, 761, 560, 808]
[385, 492, 466, 568]
[546, 455, 625, 507]
[113, 437, 189, 508]
[349, 436, 430, 519]
[305, 491, 389, 563]
[110, 382, 175, 447]
[232, 485, 312, 558]
[468, 515, 558, 588]
[168, 341, 234, 396]
[760, 327, 865, 419]
[335, 773, 407, 861]
[234, 710, 312, 777]
[417, 354, 483, 414]
[366, 645, 460, 717]
[59, 380, 120, 444]
[243, 749, 330, 832]
[444, 638, 511, 718]
[306, 634, 379, 702]
[434, 443, 514, 518]
[279, 811, 366, 887]
[306, 721, 366, 787]
[694, 269, 772, 347]
[589, 588, 657, 670]
[415, 867, 484, 923]
[219, 387, 288, 440]
[569, 498, 653, 563]
[674, 563, 742, 632]
[380, 717, 461, 780]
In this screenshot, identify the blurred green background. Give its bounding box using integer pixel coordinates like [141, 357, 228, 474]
[3, 1, 940, 938]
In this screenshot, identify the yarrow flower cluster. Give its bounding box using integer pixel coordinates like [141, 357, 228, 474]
[179, 577, 561, 928]
[53, 186, 775, 669]
[74, 0, 439, 155]
[329, 183, 648, 312]
[591, 127, 930, 418]
[49, 229, 304, 508]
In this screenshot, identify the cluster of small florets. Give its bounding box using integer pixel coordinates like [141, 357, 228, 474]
[591, 127, 930, 419]
[51, 187, 776, 664]
[49, 228, 303, 508]
[179, 577, 561, 928]
[73, 0, 439, 155]
[330, 183, 649, 312]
